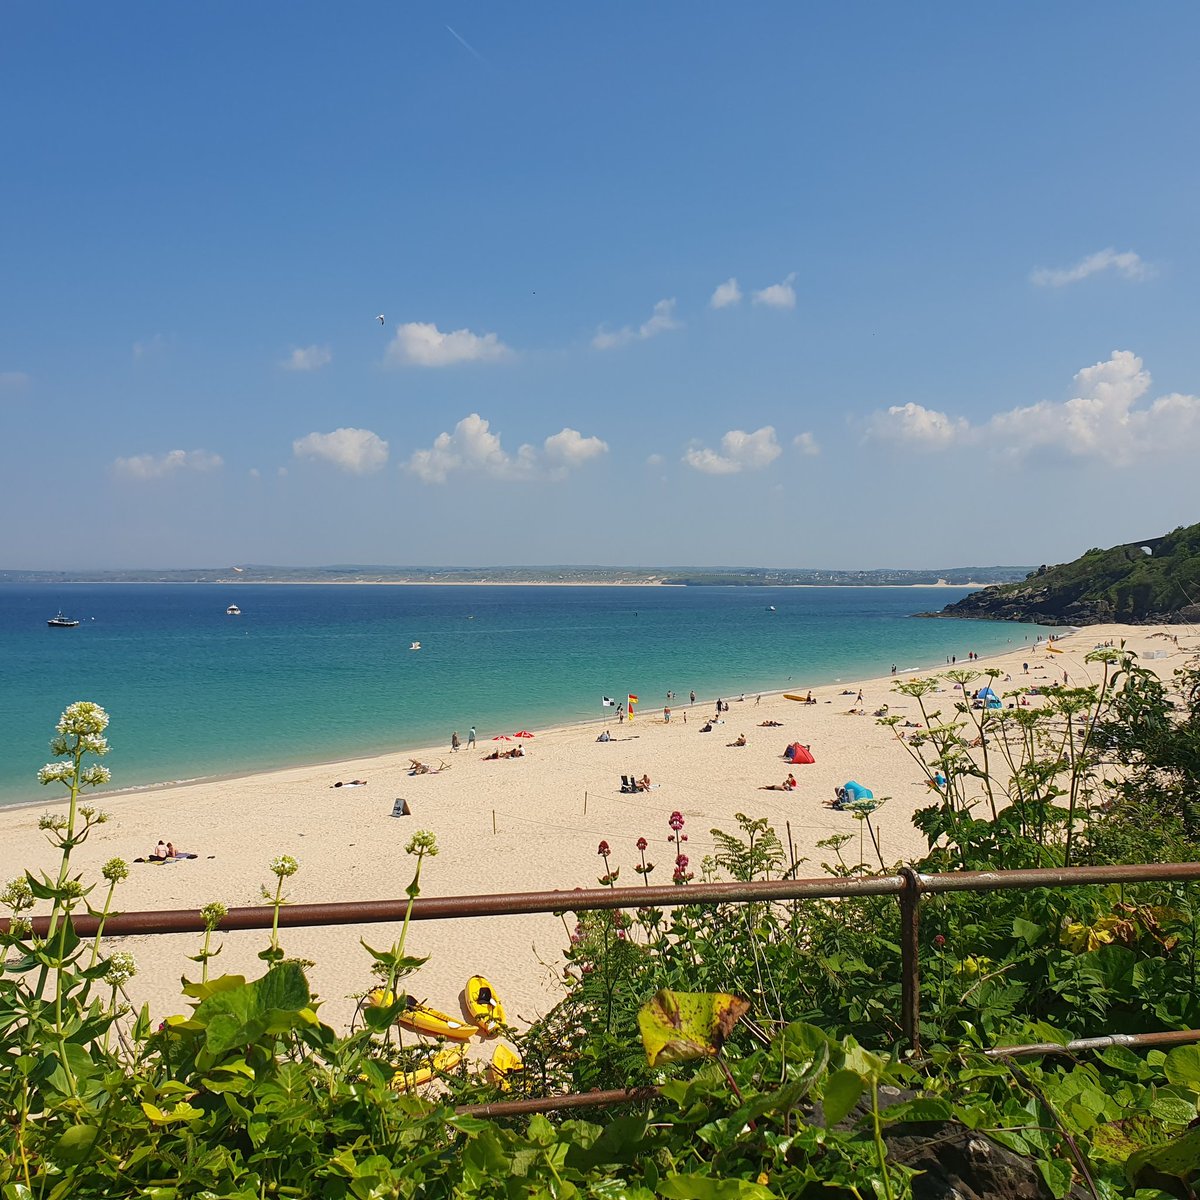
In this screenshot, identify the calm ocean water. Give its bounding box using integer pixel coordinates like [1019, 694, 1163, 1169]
[0, 584, 1049, 807]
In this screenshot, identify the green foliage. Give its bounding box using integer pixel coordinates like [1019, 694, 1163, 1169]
[9, 663, 1200, 1197]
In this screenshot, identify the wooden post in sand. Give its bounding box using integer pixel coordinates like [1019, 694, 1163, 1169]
[492, 810, 496, 836]
[584, 791, 588, 816]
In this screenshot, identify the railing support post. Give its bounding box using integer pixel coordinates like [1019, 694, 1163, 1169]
[898, 866, 922, 1056]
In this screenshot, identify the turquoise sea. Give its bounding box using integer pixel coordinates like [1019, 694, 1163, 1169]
[0, 584, 1051, 807]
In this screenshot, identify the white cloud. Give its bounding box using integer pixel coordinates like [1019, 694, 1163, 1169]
[865, 351, 1200, 466]
[385, 321, 511, 367]
[989, 350, 1200, 465]
[752, 273, 797, 309]
[794, 432, 820, 456]
[1030, 248, 1152, 288]
[249, 468, 261, 479]
[868, 403, 969, 450]
[543, 427, 609, 468]
[709, 278, 742, 309]
[0, 371, 30, 394]
[683, 426, 782, 475]
[407, 413, 608, 484]
[645, 453, 664, 466]
[113, 449, 224, 481]
[592, 298, 681, 350]
[282, 344, 332, 372]
[293, 427, 389, 474]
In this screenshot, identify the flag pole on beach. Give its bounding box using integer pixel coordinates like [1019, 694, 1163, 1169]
[627, 693, 638, 723]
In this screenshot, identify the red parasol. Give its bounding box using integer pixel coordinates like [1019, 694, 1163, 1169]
[514, 730, 534, 738]
[492, 735, 511, 741]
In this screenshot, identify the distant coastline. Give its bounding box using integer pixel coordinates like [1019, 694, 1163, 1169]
[0, 565, 1031, 589]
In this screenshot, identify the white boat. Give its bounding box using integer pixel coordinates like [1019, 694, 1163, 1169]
[47, 611, 80, 628]
[766, 605, 776, 612]
[226, 604, 241, 616]
[410, 641, 421, 651]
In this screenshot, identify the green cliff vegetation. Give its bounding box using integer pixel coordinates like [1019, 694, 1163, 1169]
[939, 521, 1200, 625]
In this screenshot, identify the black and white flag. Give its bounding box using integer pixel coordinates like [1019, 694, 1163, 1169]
[602, 696, 616, 707]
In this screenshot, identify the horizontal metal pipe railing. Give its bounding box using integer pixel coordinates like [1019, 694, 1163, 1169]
[456, 1028, 1200, 1117]
[17, 860, 1200, 939]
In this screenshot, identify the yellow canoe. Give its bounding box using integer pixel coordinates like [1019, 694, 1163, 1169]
[1045, 645, 1063, 654]
[384, 995, 476, 1042]
[392, 1046, 464, 1092]
[465, 975, 506, 1035]
[783, 693, 809, 702]
[489, 1042, 524, 1090]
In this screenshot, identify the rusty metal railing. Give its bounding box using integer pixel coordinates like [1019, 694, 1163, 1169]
[10, 858, 1200, 1114]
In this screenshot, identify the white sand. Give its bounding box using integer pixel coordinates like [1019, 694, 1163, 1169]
[0, 623, 1190, 1033]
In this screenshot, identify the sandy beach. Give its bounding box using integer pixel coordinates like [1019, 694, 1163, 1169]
[0, 623, 1190, 1036]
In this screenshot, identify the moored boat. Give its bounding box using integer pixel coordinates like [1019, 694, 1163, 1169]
[47, 611, 80, 628]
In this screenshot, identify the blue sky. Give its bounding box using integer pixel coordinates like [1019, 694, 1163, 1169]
[3, 4, 1198, 570]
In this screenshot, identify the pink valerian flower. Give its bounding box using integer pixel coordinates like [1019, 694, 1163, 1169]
[635, 835, 655, 883]
[668, 811, 685, 832]
[598, 841, 610, 857]
[672, 851, 694, 885]
[933, 934, 946, 949]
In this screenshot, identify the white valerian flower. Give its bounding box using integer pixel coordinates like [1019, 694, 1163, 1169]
[56, 702, 109, 738]
[270, 855, 299, 879]
[37, 763, 73, 785]
[104, 951, 137, 988]
[101, 858, 129, 884]
[78, 766, 112, 787]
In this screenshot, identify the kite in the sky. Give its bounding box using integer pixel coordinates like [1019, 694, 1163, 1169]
[377, 314, 385, 325]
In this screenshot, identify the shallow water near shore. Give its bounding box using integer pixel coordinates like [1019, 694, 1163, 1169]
[0, 583, 1048, 806]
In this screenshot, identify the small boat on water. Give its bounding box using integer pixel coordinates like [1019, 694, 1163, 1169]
[47, 611, 80, 628]
[410, 641, 421, 650]
[226, 604, 241, 616]
[766, 605, 776, 612]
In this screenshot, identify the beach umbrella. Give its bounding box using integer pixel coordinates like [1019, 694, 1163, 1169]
[492, 735, 511, 741]
[514, 730, 534, 738]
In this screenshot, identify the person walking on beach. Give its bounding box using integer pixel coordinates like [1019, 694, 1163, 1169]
[690, 690, 696, 705]
[467, 726, 476, 748]
[664, 706, 671, 723]
[451, 731, 460, 753]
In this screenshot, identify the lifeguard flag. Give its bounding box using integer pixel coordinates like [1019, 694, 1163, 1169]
[627, 694, 639, 704]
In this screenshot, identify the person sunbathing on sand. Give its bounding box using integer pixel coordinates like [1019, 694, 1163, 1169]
[637, 773, 652, 791]
[483, 750, 501, 760]
[759, 720, 783, 727]
[728, 734, 747, 747]
[759, 774, 797, 792]
[409, 761, 430, 775]
[151, 840, 169, 860]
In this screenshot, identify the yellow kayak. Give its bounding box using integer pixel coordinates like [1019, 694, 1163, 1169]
[489, 1042, 524, 1090]
[371, 991, 475, 1042]
[392, 1046, 464, 1092]
[783, 693, 807, 702]
[465, 975, 506, 1035]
